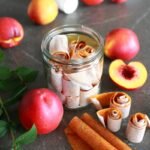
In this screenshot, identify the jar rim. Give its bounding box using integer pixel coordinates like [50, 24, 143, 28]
[41, 24, 104, 65]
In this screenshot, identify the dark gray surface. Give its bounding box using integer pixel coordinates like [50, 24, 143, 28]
[0, 0, 150, 149]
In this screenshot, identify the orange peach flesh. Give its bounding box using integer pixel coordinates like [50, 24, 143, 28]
[109, 59, 147, 89]
[0, 36, 23, 46]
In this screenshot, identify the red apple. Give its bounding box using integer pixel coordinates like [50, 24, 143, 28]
[111, 0, 127, 3]
[0, 17, 24, 48]
[81, 0, 104, 6]
[19, 88, 64, 134]
[104, 28, 140, 61]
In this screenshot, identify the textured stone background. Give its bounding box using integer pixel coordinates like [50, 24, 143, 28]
[0, 0, 150, 149]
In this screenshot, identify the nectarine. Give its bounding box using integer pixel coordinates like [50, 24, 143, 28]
[109, 59, 147, 90]
[19, 88, 64, 134]
[28, 0, 58, 25]
[82, 0, 104, 5]
[111, 0, 127, 3]
[104, 28, 140, 61]
[0, 17, 24, 48]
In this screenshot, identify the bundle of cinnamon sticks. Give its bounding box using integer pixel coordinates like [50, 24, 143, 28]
[64, 113, 132, 150]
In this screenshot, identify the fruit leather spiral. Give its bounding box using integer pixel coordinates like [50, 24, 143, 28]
[49, 34, 70, 59]
[126, 112, 148, 143]
[97, 108, 122, 132]
[110, 92, 131, 118]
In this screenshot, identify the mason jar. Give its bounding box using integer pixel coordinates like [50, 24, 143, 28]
[41, 25, 104, 109]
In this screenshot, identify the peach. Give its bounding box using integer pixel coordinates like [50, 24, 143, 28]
[111, 0, 127, 3]
[81, 0, 104, 6]
[0, 17, 24, 48]
[27, 0, 58, 25]
[104, 28, 140, 61]
[109, 59, 148, 90]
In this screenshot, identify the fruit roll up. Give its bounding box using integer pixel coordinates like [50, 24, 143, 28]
[86, 62, 100, 85]
[65, 71, 93, 91]
[80, 83, 100, 107]
[49, 34, 70, 59]
[58, 92, 66, 104]
[65, 96, 80, 109]
[97, 108, 122, 132]
[68, 116, 117, 150]
[110, 92, 131, 119]
[126, 112, 148, 143]
[64, 127, 92, 150]
[90, 92, 115, 110]
[81, 113, 132, 150]
[62, 75, 80, 97]
[50, 68, 63, 92]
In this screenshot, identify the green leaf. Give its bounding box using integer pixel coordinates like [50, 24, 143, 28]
[0, 78, 21, 91]
[13, 124, 37, 147]
[0, 50, 4, 62]
[15, 67, 38, 83]
[0, 66, 12, 80]
[0, 120, 8, 138]
[11, 144, 21, 150]
[4, 85, 27, 107]
[0, 108, 3, 116]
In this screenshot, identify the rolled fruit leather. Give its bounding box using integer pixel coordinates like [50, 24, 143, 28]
[80, 82, 100, 107]
[65, 96, 80, 109]
[90, 92, 115, 110]
[110, 92, 131, 119]
[126, 113, 149, 143]
[49, 34, 70, 59]
[50, 67, 63, 92]
[97, 108, 122, 132]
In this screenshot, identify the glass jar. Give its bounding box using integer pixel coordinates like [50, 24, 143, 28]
[41, 25, 104, 109]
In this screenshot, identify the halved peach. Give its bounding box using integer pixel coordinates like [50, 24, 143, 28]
[109, 59, 148, 90]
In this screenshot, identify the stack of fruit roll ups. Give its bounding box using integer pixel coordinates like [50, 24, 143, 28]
[64, 113, 131, 150]
[68, 116, 117, 150]
[126, 113, 150, 143]
[49, 35, 103, 108]
[97, 108, 122, 132]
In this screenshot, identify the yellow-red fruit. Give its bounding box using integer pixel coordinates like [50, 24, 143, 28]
[109, 59, 148, 90]
[0, 17, 24, 48]
[104, 28, 140, 61]
[27, 0, 58, 25]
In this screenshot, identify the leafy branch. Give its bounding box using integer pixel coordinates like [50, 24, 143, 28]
[0, 50, 38, 149]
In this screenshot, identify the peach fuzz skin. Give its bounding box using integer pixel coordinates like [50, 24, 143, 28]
[109, 59, 148, 90]
[27, 0, 58, 25]
[104, 28, 140, 61]
[0, 17, 24, 48]
[111, 0, 127, 3]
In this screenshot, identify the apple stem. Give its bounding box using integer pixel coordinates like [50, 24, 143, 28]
[0, 97, 16, 149]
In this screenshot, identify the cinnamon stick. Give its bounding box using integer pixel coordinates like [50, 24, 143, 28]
[81, 113, 131, 150]
[68, 116, 117, 150]
[64, 127, 92, 150]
